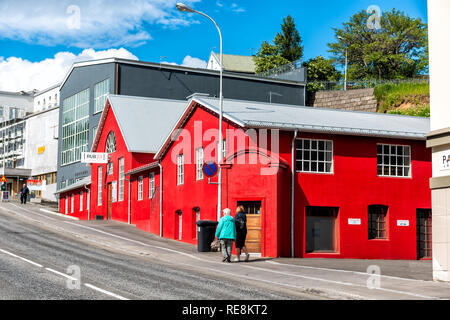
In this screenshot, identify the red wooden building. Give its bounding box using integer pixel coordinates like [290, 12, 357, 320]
[58, 94, 432, 260]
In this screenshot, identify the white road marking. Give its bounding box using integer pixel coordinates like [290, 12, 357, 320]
[84, 283, 129, 300]
[0, 248, 43, 268]
[39, 208, 79, 220]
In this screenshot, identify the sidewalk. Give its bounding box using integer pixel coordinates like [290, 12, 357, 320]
[3, 201, 449, 300]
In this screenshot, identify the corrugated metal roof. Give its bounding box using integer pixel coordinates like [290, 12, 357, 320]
[192, 96, 430, 140]
[125, 162, 159, 176]
[108, 95, 187, 153]
[55, 176, 91, 194]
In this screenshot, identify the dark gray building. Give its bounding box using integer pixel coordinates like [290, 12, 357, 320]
[57, 58, 307, 190]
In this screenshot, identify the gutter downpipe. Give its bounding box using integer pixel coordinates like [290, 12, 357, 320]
[84, 184, 90, 221]
[158, 162, 163, 237]
[291, 130, 298, 258]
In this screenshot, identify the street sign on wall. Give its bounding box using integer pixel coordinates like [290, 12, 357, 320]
[203, 161, 218, 178]
[81, 152, 108, 164]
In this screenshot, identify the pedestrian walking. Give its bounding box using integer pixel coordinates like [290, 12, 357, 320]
[20, 183, 29, 204]
[214, 208, 236, 263]
[234, 205, 250, 262]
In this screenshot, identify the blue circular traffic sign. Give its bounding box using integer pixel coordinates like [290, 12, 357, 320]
[203, 161, 218, 178]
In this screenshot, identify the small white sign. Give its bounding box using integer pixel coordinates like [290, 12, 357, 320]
[397, 220, 410, 227]
[348, 218, 361, 225]
[439, 150, 450, 171]
[81, 152, 108, 164]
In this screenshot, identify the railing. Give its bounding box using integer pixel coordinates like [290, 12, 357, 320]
[308, 77, 429, 92]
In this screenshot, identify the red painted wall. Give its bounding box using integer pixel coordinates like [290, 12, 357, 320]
[59, 187, 90, 220]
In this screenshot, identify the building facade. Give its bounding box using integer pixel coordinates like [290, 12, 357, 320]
[57, 58, 307, 194]
[60, 94, 432, 260]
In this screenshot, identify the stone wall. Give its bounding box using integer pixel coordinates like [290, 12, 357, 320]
[308, 88, 378, 112]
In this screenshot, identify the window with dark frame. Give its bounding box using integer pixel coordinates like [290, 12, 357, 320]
[368, 205, 388, 240]
[417, 209, 432, 260]
[296, 139, 333, 173]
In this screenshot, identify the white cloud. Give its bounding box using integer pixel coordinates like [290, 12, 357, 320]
[0, 48, 138, 92]
[162, 55, 207, 69]
[0, 0, 201, 48]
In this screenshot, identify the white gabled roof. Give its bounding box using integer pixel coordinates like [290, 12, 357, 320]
[92, 94, 186, 154]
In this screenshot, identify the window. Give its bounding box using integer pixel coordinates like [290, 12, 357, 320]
[377, 144, 411, 177]
[98, 166, 103, 206]
[149, 173, 155, 199]
[71, 195, 74, 213]
[92, 126, 98, 141]
[118, 158, 124, 201]
[94, 78, 110, 114]
[107, 162, 114, 175]
[177, 154, 184, 185]
[296, 139, 333, 173]
[111, 181, 117, 203]
[138, 176, 144, 201]
[368, 205, 388, 240]
[417, 209, 432, 259]
[105, 131, 116, 154]
[196, 147, 204, 180]
[217, 139, 226, 160]
[61, 88, 90, 165]
[65, 196, 68, 214]
[80, 192, 83, 211]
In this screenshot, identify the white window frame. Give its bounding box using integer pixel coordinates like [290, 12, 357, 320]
[65, 196, 68, 214]
[149, 172, 155, 199]
[94, 78, 110, 114]
[296, 138, 333, 174]
[177, 154, 184, 185]
[98, 166, 103, 206]
[111, 181, 117, 203]
[196, 147, 204, 180]
[118, 157, 124, 201]
[377, 144, 411, 178]
[80, 191, 83, 211]
[138, 176, 144, 201]
[71, 195, 74, 213]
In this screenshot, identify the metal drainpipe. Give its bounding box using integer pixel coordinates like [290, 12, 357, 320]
[158, 162, 163, 237]
[84, 185, 90, 220]
[125, 177, 131, 224]
[291, 130, 298, 258]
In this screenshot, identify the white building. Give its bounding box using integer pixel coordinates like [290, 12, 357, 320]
[33, 84, 60, 113]
[427, 0, 450, 282]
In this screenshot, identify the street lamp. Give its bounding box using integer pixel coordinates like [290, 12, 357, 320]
[176, 3, 224, 222]
[338, 36, 348, 91]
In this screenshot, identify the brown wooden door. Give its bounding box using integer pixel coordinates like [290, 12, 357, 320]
[107, 184, 112, 220]
[237, 201, 262, 253]
[417, 209, 432, 259]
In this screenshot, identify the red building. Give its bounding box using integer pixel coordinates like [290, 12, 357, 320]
[59, 94, 432, 260]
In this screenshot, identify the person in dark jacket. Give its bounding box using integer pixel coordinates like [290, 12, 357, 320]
[234, 205, 250, 262]
[20, 184, 29, 204]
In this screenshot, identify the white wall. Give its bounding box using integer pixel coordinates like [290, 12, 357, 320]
[33, 86, 60, 113]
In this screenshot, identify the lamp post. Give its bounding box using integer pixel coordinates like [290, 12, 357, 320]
[176, 3, 224, 222]
[338, 36, 348, 91]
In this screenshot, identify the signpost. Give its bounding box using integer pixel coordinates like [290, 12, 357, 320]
[203, 161, 218, 178]
[1, 176, 8, 201]
[81, 152, 108, 164]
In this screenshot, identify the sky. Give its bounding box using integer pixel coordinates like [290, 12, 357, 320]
[0, 0, 428, 92]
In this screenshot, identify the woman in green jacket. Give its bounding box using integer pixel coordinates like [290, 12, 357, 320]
[214, 208, 236, 263]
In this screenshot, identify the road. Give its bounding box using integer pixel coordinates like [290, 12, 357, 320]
[0, 202, 315, 300]
[0, 201, 449, 301]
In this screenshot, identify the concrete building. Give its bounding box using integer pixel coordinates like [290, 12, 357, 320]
[426, 0, 450, 282]
[57, 57, 307, 194]
[59, 94, 432, 260]
[0, 90, 34, 197]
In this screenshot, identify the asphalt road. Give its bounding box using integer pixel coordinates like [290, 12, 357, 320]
[0, 203, 314, 300]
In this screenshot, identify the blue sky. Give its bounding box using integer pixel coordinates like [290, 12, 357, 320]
[0, 0, 428, 91]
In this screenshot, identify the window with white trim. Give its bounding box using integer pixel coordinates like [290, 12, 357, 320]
[65, 196, 68, 214]
[177, 154, 184, 185]
[98, 166, 103, 206]
[105, 131, 116, 154]
[296, 139, 333, 173]
[149, 173, 155, 199]
[94, 78, 110, 114]
[118, 158, 124, 201]
[196, 147, 204, 180]
[111, 181, 117, 203]
[377, 144, 411, 177]
[80, 191, 83, 211]
[71, 195, 74, 213]
[138, 176, 144, 201]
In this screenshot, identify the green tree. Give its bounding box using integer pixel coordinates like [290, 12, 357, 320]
[254, 15, 303, 73]
[302, 56, 342, 93]
[328, 9, 428, 80]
